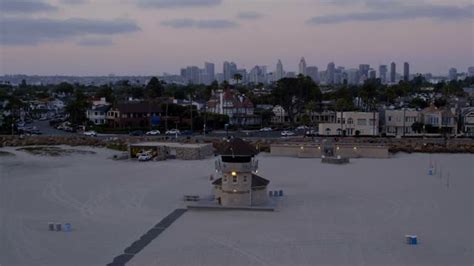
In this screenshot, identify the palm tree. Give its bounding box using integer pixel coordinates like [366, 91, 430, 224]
[233, 73, 243, 85]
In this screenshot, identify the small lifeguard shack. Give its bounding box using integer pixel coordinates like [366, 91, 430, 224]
[212, 138, 270, 207]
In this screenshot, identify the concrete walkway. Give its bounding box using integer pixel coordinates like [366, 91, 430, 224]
[107, 209, 188, 266]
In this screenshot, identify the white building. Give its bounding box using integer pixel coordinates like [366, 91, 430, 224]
[271, 105, 288, 124]
[86, 105, 110, 125]
[384, 109, 420, 136]
[461, 107, 474, 137]
[299, 57, 307, 76]
[319, 112, 379, 136]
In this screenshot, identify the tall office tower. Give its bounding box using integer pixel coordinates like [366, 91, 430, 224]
[346, 69, 360, 85]
[223, 61, 237, 82]
[448, 68, 457, 80]
[185, 66, 200, 84]
[236, 69, 247, 84]
[180, 68, 186, 78]
[306, 66, 319, 83]
[390, 62, 396, 83]
[403, 62, 410, 82]
[249, 66, 266, 84]
[275, 59, 284, 81]
[379, 65, 388, 84]
[327, 62, 335, 84]
[299, 57, 307, 76]
[205, 62, 215, 84]
[468, 66, 474, 77]
[359, 64, 370, 77]
[369, 69, 376, 79]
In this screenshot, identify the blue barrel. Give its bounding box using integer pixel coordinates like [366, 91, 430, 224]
[274, 191, 279, 197]
[428, 168, 434, 175]
[48, 223, 54, 231]
[269, 191, 273, 197]
[279, 190, 283, 197]
[55, 223, 62, 232]
[64, 223, 72, 232]
[410, 235, 418, 245]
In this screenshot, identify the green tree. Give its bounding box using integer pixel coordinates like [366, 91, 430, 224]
[233, 73, 243, 85]
[55, 82, 74, 95]
[145, 77, 164, 98]
[272, 75, 322, 125]
[65, 89, 91, 125]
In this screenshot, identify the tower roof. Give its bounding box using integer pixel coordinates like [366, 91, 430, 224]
[219, 138, 258, 157]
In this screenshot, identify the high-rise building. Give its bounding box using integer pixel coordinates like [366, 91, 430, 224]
[275, 60, 284, 81]
[346, 69, 360, 85]
[184, 66, 200, 84]
[223, 61, 237, 82]
[306, 66, 319, 83]
[390, 62, 396, 83]
[448, 68, 457, 80]
[403, 62, 410, 82]
[379, 65, 388, 84]
[359, 64, 370, 77]
[299, 57, 307, 76]
[327, 62, 335, 84]
[369, 69, 376, 79]
[469, 66, 474, 77]
[205, 62, 215, 84]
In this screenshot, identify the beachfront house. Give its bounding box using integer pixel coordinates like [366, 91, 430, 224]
[318, 111, 379, 136]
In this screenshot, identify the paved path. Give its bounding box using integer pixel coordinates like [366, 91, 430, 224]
[107, 209, 188, 266]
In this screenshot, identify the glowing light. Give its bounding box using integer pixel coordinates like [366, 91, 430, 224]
[336, 146, 340, 150]
[300, 146, 304, 150]
[353, 146, 357, 150]
[231, 171, 237, 176]
[318, 146, 321, 150]
[232, 189, 237, 193]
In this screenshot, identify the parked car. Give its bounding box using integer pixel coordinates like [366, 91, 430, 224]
[146, 130, 161, 136]
[137, 152, 152, 162]
[165, 129, 181, 135]
[259, 127, 272, 132]
[296, 125, 309, 131]
[181, 130, 193, 136]
[83, 131, 97, 137]
[305, 129, 317, 137]
[281, 130, 295, 137]
[129, 130, 144, 136]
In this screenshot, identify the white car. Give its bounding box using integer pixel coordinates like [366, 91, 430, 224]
[83, 131, 97, 137]
[281, 130, 295, 137]
[259, 127, 272, 132]
[146, 130, 161, 135]
[165, 129, 181, 135]
[137, 152, 152, 161]
[296, 125, 309, 130]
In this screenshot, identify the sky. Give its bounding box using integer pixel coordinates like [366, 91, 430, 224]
[0, 0, 473, 76]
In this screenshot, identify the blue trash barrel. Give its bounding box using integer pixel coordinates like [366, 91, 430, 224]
[411, 235, 418, 245]
[269, 191, 273, 197]
[428, 168, 434, 175]
[64, 223, 72, 232]
[279, 190, 283, 196]
[274, 191, 279, 197]
[48, 223, 54, 231]
[55, 223, 62, 232]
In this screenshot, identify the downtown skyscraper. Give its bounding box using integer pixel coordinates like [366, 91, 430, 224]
[403, 62, 410, 82]
[390, 62, 396, 83]
[275, 60, 284, 81]
[299, 57, 307, 76]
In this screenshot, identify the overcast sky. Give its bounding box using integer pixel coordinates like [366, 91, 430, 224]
[0, 0, 473, 76]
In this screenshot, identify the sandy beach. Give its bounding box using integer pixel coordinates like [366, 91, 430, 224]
[0, 146, 472, 266]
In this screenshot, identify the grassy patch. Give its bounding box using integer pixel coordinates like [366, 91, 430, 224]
[16, 146, 96, 156]
[106, 143, 128, 152]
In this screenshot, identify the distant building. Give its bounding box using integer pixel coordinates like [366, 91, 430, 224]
[448, 68, 458, 81]
[319, 112, 379, 136]
[271, 105, 288, 124]
[327, 62, 335, 84]
[306, 66, 319, 83]
[379, 65, 388, 84]
[87, 105, 111, 125]
[204, 62, 215, 85]
[223, 61, 237, 82]
[359, 64, 370, 77]
[403, 62, 410, 82]
[384, 109, 420, 136]
[299, 57, 307, 76]
[213, 138, 269, 207]
[390, 62, 396, 83]
[346, 69, 360, 85]
[275, 60, 284, 81]
[468, 66, 474, 77]
[369, 69, 377, 79]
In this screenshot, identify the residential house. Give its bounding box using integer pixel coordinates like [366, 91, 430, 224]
[87, 105, 111, 125]
[107, 101, 162, 128]
[384, 109, 420, 136]
[319, 111, 379, 136]
[271, 105, 288, 124]
[421, 104, 457, 135]
[461, 107, 474, 137]
[207, 89, 260, 126]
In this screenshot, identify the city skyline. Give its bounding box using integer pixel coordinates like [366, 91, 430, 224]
[1, 0, 473, 76]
